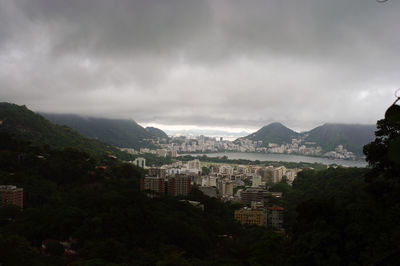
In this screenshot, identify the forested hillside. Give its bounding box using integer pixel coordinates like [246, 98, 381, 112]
[0, 103, 130, 159]
[305, 123, 376, 155]
[42, 113, 165, 149]
[239, 122, 375, 155]
[145, 126, 169, 140]
[237, 122, 300, 145]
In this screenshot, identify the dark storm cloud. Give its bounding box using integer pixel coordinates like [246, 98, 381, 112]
[0, 0, 399, 132]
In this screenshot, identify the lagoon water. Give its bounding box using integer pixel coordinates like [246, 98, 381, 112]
[183, 152, 367, 168]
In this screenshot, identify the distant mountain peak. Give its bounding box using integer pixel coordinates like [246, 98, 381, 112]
[239, 121, 376, 155]
[240, 122, 300, 145]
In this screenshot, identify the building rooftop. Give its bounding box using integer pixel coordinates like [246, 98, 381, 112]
[267, 206, 284, 211]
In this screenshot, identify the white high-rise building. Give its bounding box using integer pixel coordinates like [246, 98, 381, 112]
[252, 176, 262, 187]
[133, 157, 146, 168]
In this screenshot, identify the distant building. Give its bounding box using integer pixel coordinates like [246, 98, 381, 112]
[234, 208, 266, 226]
[140, 175, 191, 197]
[0, 185, 23, 209]
[191, 175, 202, 185]
[133, 157, 146, 168]
[148, 167, 167, 179]
[167, 168, 182, 176]
[267, 206, 284, 229]
[271, 166, 286, 183]
[140, 177, 165, 194]
[119, 148, 137, 155]
[219, 165, 234, 175]
[168, 175, 191, 197]
[201, 176, 217, 187]
[237, 166, 249, 174]
[167, 150, 178, 158]
[217, 180, 234, 196]
[225, 182, 234, 196]
[252, 176, 262, 187]
[188, 159, 201, 170]
[241, 188, 270, 206]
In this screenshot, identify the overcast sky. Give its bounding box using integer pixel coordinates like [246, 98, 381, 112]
[1, 0, 399, 133]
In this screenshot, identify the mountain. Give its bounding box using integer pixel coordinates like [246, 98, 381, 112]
[0, 102, 127, 158]
[239, 122, 376, 155]
[304, 123, 376, 155]
[165, 129, 250, 138]
[238, 122, 300, 145]
[42, 113, 161, 149]
[145, 126, 169, 140]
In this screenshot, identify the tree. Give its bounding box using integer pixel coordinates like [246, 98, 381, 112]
[0, 234, 40, 265]
[270, 180, 292, 195]
[363, 98, 400, 201]
[44, 240, 65, 257]
[201, 166, 210, 175]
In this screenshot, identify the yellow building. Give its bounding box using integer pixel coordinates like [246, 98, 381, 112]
[234, 208, 266, 226]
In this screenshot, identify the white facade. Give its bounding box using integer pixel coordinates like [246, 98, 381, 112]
[133, 157, 146, 168]
[252, 176, 262, 187]
[201, 176, 217, 187]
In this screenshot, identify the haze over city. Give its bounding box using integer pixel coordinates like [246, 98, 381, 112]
[1, 0, 399, 134]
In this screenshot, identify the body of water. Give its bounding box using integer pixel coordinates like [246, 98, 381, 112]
[182, 152, 367, 167]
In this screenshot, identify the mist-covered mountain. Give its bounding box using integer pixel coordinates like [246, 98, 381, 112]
[0, 102, 127, 158]
[305, 123, 376, 155]
[165, 129, 250, 140]
[42, 113, 167, 149]
[237, 122, 300, 145]
[238, 122, 376, 155]
[145, 126, 169, 140]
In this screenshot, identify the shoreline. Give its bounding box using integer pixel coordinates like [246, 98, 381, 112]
[179, 150, 365, 162]
[178, 152, 367, 168]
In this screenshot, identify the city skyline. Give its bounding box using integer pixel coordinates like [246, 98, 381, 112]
[1, 0, 399, 133]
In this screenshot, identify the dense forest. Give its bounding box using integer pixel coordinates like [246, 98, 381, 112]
[42, 113, 165, 149]
[0, 100, 399, 265]
[0, 103, 134, 161]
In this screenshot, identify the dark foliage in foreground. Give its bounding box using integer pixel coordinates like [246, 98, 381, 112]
[0, 101, 399, 265]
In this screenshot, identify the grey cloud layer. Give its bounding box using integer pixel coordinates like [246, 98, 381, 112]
[0, 0, 399, 131]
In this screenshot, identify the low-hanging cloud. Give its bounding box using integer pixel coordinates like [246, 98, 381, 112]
[0, 0, 399, 132]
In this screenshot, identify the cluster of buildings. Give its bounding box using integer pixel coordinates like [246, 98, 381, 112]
[323, 145, 356, 160]
[140, 168, 192, 197]
[234, 205, 284, 229]
[233, 137, 357, 159]
[0, 185, 23, 209]
[135, 157, 301, 196]
[134, 157, 302, 231]
[235, 137, 324, 156]
[121, 134, 357, 160]
[208, 164, 301, 200]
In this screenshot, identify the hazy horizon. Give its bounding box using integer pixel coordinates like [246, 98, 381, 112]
[34, 107, 377, 138]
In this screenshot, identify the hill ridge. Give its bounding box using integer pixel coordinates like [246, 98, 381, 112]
[0, 102, 128, 158]
[42, 113, 167, 149]
[238, 122, 376, 155]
